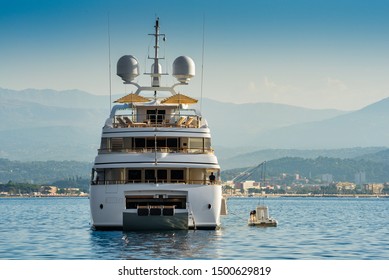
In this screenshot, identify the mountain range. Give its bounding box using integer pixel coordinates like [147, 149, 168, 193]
[1, 87, 388, 168]
[248, 98, 389, 149]
[218, 147, 388, 170]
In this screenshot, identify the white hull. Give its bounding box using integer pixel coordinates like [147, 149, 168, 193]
[90, 183, 222, 230]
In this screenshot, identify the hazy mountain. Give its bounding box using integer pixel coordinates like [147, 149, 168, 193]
[199, 99, 347, 148]
[353, 148, 389, 164]
[0, 126, 101, 161]
[0, 87, 112, 109]
[0, 88, 108, 160]
[219, 147, 387, 170]
[250, 97, 389, 149]
[1, 87, 388, 163]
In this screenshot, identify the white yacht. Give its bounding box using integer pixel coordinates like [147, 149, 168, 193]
[89, 19, 222, 230]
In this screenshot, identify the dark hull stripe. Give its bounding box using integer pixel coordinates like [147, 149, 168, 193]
[92, 225, 217, 231]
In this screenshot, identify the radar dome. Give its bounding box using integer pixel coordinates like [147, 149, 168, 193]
[151, 63, 162, 74]
[117, 55, 139, 82]
[173, 56, 195, 83]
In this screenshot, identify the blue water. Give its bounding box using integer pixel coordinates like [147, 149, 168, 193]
[1, 196, 388, 259]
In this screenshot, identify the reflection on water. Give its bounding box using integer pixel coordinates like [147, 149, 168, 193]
[1, 196, 389, 259]
[90, 229, 224, 259]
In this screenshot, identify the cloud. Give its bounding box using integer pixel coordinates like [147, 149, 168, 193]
[262, 76, 297, 93]
[248, 81, 257, 92]
[244, 77, 298, 104]
[263, 76, 277, 90]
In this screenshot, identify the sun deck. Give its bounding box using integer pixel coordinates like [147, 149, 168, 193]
[111, 111, 203, 129]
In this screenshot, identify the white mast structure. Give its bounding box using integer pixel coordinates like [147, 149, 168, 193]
[117, 18, 195, 97]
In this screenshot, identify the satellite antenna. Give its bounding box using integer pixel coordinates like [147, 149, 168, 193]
[116, 19, 195, 97]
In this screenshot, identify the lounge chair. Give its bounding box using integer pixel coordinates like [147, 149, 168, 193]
[176, 116, 187, 127]
[185, 117, 195, 127]
[123, 116, 147, 127]
[116, 117, 127, 127]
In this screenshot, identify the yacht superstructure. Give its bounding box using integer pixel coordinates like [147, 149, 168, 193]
[89, 19, 222, 230]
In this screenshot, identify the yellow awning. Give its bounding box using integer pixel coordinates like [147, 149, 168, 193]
[114, 93, 151, 103]
[161, 93, 198, 104]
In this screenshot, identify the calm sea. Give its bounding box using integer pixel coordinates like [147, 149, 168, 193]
[0, 196, 388, 260]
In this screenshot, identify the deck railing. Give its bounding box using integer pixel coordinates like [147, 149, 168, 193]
[98, 147, 214, 154]
[91, 179, 221, 185]
[112, 113, 203, 129]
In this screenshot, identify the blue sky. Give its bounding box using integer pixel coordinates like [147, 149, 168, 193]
[1, 0, 389, 110]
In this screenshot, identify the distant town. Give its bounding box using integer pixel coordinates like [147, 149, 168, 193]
[224, 171, 389, 197]
[0, 177, 89, 197]
[1, 171, 389, 198]
[0, 183, 88, 197]
[1, 151, 389, 198]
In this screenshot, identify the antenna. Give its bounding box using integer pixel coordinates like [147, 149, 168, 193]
[118, 19, 193, 97]
[153, 17, 160, 87]
[200, 15, 205, 112]
[145, 17, 167, 90]
[107, 13, 112, 113]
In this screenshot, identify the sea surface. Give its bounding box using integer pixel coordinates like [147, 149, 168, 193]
[1, 196, 388, 260]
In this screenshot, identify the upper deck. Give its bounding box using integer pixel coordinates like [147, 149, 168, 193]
[106, 98, 206, 130]
[112, 112, 202, 129]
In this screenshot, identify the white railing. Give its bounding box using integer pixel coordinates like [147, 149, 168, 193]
[113, 113, 203, 128]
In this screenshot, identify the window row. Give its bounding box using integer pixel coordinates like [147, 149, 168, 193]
[91, 168, 220, 185]
[99, 137, 212, 154]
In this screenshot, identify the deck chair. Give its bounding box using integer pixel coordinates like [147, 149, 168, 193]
[185, 117, 195, 127]
[176, 116, 187, 127]
[116, 117, 127, 127]
[123, 116, 147, 127]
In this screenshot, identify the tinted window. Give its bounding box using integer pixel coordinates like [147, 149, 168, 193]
[134, 138, 145, 148]
[128, 170, 141, 182]
[157, 170, 167, 180]
[171, 170, 184, 181]
[145, 169, 155, 182]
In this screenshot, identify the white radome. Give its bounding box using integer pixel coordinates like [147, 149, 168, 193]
[173, 56, 195, 83]
[117, 55, 140, 82]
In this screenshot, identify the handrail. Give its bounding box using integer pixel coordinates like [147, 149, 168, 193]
[97, 147, 214, 154]
[112, 113, 203, 128]
[91, 179, 221, 185]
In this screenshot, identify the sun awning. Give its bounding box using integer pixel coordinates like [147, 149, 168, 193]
[160, 93, 198, 105]
[114, 93, 151, 103]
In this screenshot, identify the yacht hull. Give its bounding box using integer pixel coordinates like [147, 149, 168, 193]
[89, 183, 222, 230]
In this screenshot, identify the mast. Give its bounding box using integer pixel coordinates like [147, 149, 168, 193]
[150, 17, 164, 88]
[116, 18, 194, 99]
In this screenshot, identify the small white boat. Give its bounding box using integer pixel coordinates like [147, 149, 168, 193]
[248, 205, 278, 227]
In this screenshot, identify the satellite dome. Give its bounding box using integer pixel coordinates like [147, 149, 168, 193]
[151, 63, 162, 74]
[117, 55, 139, 82]
[173, 56, 195, 83]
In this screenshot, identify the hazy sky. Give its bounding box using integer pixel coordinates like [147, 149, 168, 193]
[1, 0, 389, 110]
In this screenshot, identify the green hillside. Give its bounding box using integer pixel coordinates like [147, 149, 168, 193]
[222, 151, 389, 183]
[0, 158, 92, 184]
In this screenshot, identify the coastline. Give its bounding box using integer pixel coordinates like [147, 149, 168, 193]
[0, 194, 88, 198]
[224, 193, 389, 198]
[2, 193, 388, 198]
